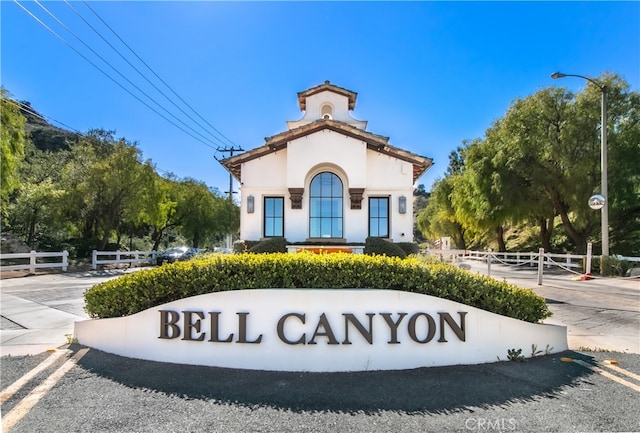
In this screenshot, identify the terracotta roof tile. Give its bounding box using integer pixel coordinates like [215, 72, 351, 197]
[297, 80, 357, 111]
[221, 119, 432, 183]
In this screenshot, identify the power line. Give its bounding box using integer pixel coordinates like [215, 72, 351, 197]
[13, 100, 82, 134]
[214, 146, 244, 200]
[14, 1, 221, 151]
[8, 97, 177, 178]
[15, 0, 218, 150]
[13, 0, 243, 189]
[63, 0, 233, 149]
[29, 0, 222, 150]
[80, 1, 238, 149]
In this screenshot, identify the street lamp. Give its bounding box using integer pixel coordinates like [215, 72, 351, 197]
[551, 72, 609, 256]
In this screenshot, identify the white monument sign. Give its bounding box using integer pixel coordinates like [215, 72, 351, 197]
[75, 289, 567, 372]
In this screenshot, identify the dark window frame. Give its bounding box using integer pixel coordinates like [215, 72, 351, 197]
[368, 196, 390, 238]
[263, 196, 284, 238]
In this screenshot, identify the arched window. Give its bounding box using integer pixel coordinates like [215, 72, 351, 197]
[309, 172, 343, 238]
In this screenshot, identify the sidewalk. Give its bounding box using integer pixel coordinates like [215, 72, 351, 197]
[0, 269, 134, 357]
[0, 292, 84, 356]
[459, 259, 640, 353]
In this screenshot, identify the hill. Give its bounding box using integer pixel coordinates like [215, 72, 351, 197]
[18, 101, 80, 151]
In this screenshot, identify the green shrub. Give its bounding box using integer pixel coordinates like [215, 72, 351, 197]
[233, 240, 260, 253]
[599, 255, 635, 277]
[249, 237, 287, 253]
[396, 242, 420, 256]
[364, 237, 407, 258]
[85, 253, 551, 323]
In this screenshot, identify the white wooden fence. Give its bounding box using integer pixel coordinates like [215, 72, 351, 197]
[458, 246, 640, 284]
[0, 250, 69, 274]
[462, 250, 584, 270]
[461, 250, 639, 269]
[92, 250, 158, 270]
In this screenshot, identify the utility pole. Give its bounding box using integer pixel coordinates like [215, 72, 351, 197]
[215, 146, 244, 200]
[215, 146, 244, 249]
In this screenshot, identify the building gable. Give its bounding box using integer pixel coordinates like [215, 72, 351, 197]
[296, 80, 357, 111]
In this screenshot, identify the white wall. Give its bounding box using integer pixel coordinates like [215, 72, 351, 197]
[365, 152, 415, 242]
[240, 149, 289, 241]
[287, 130, 366, 187]
[239, 129, 417, 243]
[287, 91, 367, 129]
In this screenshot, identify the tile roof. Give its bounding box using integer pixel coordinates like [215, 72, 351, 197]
[297, 80, 357, 111]
[221, 119, 433, 183]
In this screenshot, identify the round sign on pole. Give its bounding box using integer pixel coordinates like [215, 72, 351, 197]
[588, 194, 605, 210]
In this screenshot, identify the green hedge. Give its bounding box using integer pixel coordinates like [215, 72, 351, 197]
[364, 237, 407, 258]
[597, 255, 637, 277]
[249, 237, 287, 253]
[396, 242, 421, 256]
[233, 240, 260, 253]
[85, 253, 551, 323]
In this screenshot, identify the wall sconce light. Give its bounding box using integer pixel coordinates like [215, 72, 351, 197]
[399, 195, 407, 214]
[247, 195, 254, 213]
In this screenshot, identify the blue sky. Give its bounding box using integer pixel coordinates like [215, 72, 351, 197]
[2, 1, 638, 195]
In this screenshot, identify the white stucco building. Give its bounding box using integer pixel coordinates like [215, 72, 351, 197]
[221, 81, 432, 247]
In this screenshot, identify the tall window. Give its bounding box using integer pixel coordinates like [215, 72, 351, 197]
[369, 197, 389, 238]
[309, 172, 343, 238]
[264, 197, 284, 237]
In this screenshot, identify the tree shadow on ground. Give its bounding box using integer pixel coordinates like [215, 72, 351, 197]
[73, 346, 594, 416]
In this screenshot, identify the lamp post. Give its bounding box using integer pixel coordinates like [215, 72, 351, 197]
[551, 72, 609, 256]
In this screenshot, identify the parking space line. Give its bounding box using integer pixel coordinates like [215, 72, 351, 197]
[571, 359, 640, 392]
[0, 349, 69, 404]
[1, 348, 89, 432]
[601, 361, 640, 382]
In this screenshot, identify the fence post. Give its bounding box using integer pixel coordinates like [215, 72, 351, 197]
[92, 250, 97, 270]
[537, 248, 545, 285]
[585, 242, 593, 276]
[133, 251, 139, 267]
[487, 249, 492, 277]
[29, 251, 37, 275]
[116, 250, 121, 266]
[62, 250, 68, 272]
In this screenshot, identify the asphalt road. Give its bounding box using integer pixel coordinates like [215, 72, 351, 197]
[1, 346, 639, 432]
[1, 265, 639, 432]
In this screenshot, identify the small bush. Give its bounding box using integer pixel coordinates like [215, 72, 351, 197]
[599, 255, 636, 277]
[364, 237, 407, 258]
[85, 253, 551, 323]
[249, 237, 287, 253]
[233, 240, 260, 253]
[396, 242, 420, 256]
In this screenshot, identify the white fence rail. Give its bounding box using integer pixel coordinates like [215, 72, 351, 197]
[462, 250, 584, 270]
[0, 250, 69, 274]
[457, 246, 640, 284]
[620, 256, 640, 263]
[92, 250, 157, 270]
